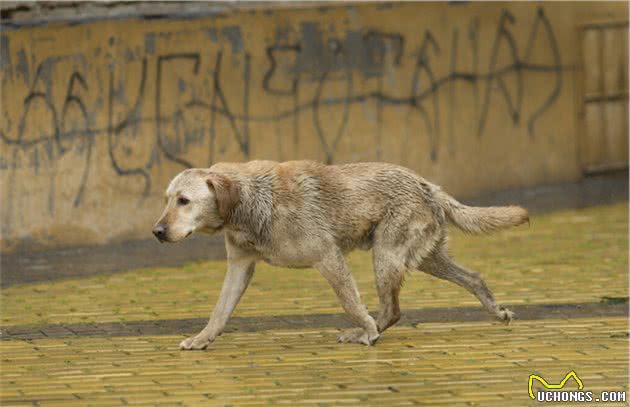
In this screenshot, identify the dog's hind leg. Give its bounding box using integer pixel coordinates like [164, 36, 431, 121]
[316, 249, 380, 345]
[370, 211, 443, 334]
[372, 212, 443, 334]
[420, 248, 514, 324]
[372, 246, 404, 333]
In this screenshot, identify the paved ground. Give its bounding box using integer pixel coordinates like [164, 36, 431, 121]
[1, 202, 628, 406]
[2, 302, 627, 341]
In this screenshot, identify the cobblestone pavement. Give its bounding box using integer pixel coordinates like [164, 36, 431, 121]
[2, 302, 628, 341]
[1, 203, 628, 406]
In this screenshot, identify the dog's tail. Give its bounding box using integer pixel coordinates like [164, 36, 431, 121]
[433, 187, 529, 234]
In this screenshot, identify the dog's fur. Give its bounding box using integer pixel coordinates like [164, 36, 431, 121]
[153, 160, 529, 350]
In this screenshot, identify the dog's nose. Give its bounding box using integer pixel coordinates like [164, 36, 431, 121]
[153, 225, 167, 241]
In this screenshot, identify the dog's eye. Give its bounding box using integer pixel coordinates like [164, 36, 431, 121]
[177, 197, 190, 206]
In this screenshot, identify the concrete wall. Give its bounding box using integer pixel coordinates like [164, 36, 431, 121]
[1, 2, 627, 253]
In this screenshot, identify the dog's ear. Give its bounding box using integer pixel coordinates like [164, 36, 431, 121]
[206, 173, 240, 221]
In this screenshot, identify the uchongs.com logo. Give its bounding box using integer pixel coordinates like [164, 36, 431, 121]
[528, 371, 627, 403]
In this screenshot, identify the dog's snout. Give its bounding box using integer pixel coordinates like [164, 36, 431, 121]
[153, 224, 167, 241]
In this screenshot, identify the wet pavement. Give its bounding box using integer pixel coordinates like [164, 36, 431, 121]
[2, 301, 627, 340]
[1, 318, 628, 406]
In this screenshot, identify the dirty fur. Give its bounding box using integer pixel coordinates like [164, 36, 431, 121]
[153, 160, 528, 350]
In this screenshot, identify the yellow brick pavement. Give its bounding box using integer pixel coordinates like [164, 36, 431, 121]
[1, 318, 628, 406]
[1, 203, 627, 327]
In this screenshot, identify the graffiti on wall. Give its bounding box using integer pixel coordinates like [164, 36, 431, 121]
[0, 7, 564, 236]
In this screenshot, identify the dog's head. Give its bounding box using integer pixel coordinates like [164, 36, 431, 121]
[152, 169, 240, 243]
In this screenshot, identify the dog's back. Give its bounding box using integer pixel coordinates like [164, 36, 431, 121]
[215, 160, 527, 256]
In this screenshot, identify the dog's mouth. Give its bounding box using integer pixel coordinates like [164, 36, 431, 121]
[156, 231, 192, 244]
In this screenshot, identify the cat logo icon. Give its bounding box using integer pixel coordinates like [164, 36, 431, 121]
[528, 371, 584, 399]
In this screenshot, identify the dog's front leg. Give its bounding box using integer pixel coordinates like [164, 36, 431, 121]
[179, 257, 256, 350]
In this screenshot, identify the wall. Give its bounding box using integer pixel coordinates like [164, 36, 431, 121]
[1, 2, 627, 253]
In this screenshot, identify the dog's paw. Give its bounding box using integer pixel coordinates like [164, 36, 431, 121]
[179, 334, 213, 350]
[337, 328, 380, 346]
[496, 306, 515, 325]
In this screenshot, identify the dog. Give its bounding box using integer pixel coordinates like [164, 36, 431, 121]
[153, 160, 528, 350]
